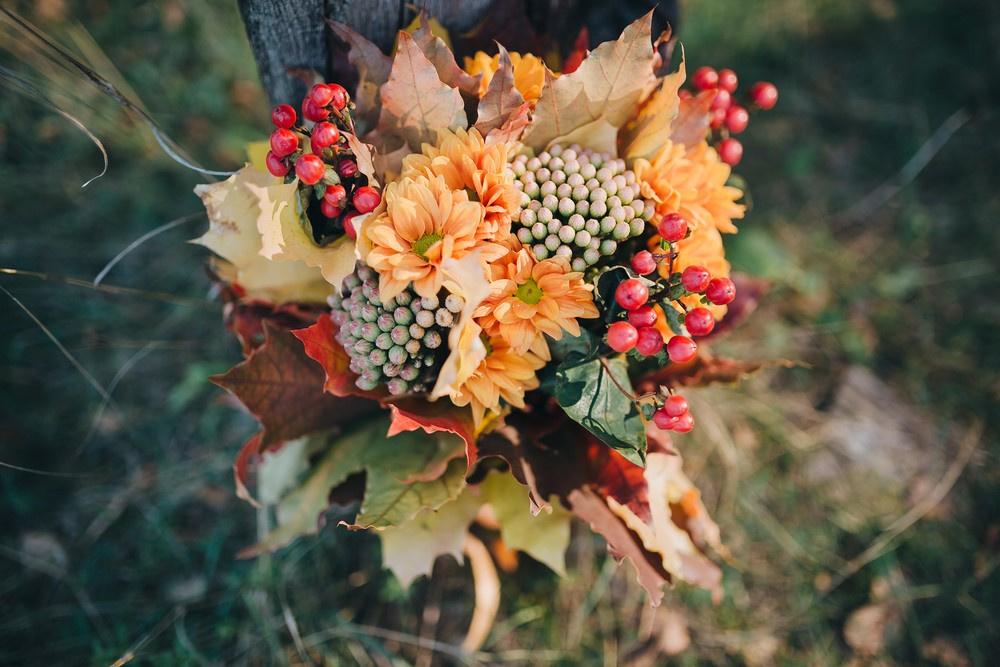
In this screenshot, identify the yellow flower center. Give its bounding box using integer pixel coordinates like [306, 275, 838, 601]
[412, 232, 443, 259]
[514, 278, 543, 305]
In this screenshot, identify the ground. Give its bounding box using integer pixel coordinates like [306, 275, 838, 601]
[0, 0, 998, 664]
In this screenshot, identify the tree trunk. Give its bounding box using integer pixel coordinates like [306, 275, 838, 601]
[238, 0, 678, 105]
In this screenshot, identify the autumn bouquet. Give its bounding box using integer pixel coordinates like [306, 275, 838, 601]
[195, 13, 778, 605]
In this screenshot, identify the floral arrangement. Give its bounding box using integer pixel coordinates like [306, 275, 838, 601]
[195, 12, 778, 605]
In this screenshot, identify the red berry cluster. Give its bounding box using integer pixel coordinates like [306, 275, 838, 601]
[680, 66, 779, 166]
[604, 212, 738, 434]
[265, 83, 381, 241]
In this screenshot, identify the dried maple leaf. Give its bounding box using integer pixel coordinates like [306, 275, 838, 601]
[410, 12, 481, 96]
[211, 321, 377, 450]
[620, 46, 686, 161]
[327, 20, 392, 134]
[670, 89, 714, 148]
[240, 420, 467, 557]
[521, 12, 658, 153]
[473, 45, 525, 136]
[343, 131, 380, 188]
[376, 32, 467, 151]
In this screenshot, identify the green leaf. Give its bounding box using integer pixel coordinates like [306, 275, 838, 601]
[480, 470, 571, 575]
[241, 418, 466, 557]
[664, 303, 686, 335]
[554, 356, 646, 466]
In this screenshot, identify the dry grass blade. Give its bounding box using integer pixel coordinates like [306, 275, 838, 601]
[93, 212, 204, 286]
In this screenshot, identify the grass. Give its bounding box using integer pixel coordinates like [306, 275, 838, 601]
[1, 0, 998, 664]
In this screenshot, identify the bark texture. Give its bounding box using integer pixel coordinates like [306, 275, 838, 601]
[238, 0, 678, 105]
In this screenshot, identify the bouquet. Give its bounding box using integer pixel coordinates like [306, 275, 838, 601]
[195, 12, 778, 606]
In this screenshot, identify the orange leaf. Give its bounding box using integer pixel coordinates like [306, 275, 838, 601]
[386, 396, 478, 472]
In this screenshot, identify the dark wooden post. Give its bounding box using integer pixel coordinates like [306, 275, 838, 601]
[237, 0, 678, 105]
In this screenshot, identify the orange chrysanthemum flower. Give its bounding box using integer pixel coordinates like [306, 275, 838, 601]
[451, 335, 545, 426]
[363, 174, 504, 301]
[463, 51, 549, 101]
[634, 140, 746, 234]
[401, 128, 520, 244]
[475, 248, 598, 359]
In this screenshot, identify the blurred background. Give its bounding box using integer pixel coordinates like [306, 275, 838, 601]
[1, 0, 998, 664]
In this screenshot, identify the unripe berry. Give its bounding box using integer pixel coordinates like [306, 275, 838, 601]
[681, 265, 711, 293]
[705, 277, 736, 305]
[627, 305, 657, 328]
[294, 154, 325, 185]
[338, 159, 358, 178]
[672, 411, 695, 433]
[271, 103, 297, 129]
[309, 83, 335, 107]
[718, 138, 743, 166]
[684, 307, 715, 336]
[635, 326, 664, 356]
[663, 394, 688, 418]
[324, 183, 347, 206]
[725, 105, 749, 134]
[692, 66, 719, 91]
[302, 97, 329, 122]
[265, 151, 289, 177]
[631, 250, 657, 275]
[269, 128, 299, 158]
[710, 88, 732, 111]
[750, 81, 779, 110]
[312, 122, 340, 148]
[606, 321, 638, 353]
[328, 83, 349, 110]
[353, 186, 381, 213]
[321, 200, 342, 218]
[615, 278, 649, 310]
[667, 335, 697, 364]
[718, 68, 738, 93]
[342, 211, 360, 239]
[658, 213, 688, 242]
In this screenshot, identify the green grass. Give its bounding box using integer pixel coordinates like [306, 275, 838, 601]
[1, 0, 998, 664]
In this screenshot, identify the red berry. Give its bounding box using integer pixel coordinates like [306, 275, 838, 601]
[607, 321, 638, 353]
[615, 278, 649, 310]
[663, 394, 688, 418]
[718, 68, 738, 93]
[681, 265, 711, 293]
[269, 128, 299, 158]
[657, 213, 688, 243]
[705, 277, 736, 305]
[630, 250, 657, 275]
[692, 66, 718, 91]
[342, 211, 360, 239]
[725, 105, 749, 134]
[320, 200, 342, 218]
[750, 81, 779, 110]
[710, 88, 732, 111]
[352, 185, 381, 213]
[312, 122, 340, 149]
[265, 151, 289, 177]
[635, 326, 664, 356]
[672, 411, 695, 433]
[710, 107, 727, 130]
[271, 103, 297, 129]
[302, 97, 329, 122]
[328, 83, 349, 110]
[685, 307, 715, 336]
[323, 183, 347, 206]
[294, 154, 325, 185]
[667, 335, 697, 364]
[653, 408, 676, 430]
[309, 83, 334, 107]
[678, 89, 693, 101]
[718, 138, 743, 166]
[627, 305, 657, 328]
[338, 159, 359, 179]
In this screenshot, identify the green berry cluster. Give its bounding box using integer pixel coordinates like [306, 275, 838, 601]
[508, 144, 656, 271]
[328, 264, 463, 395]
